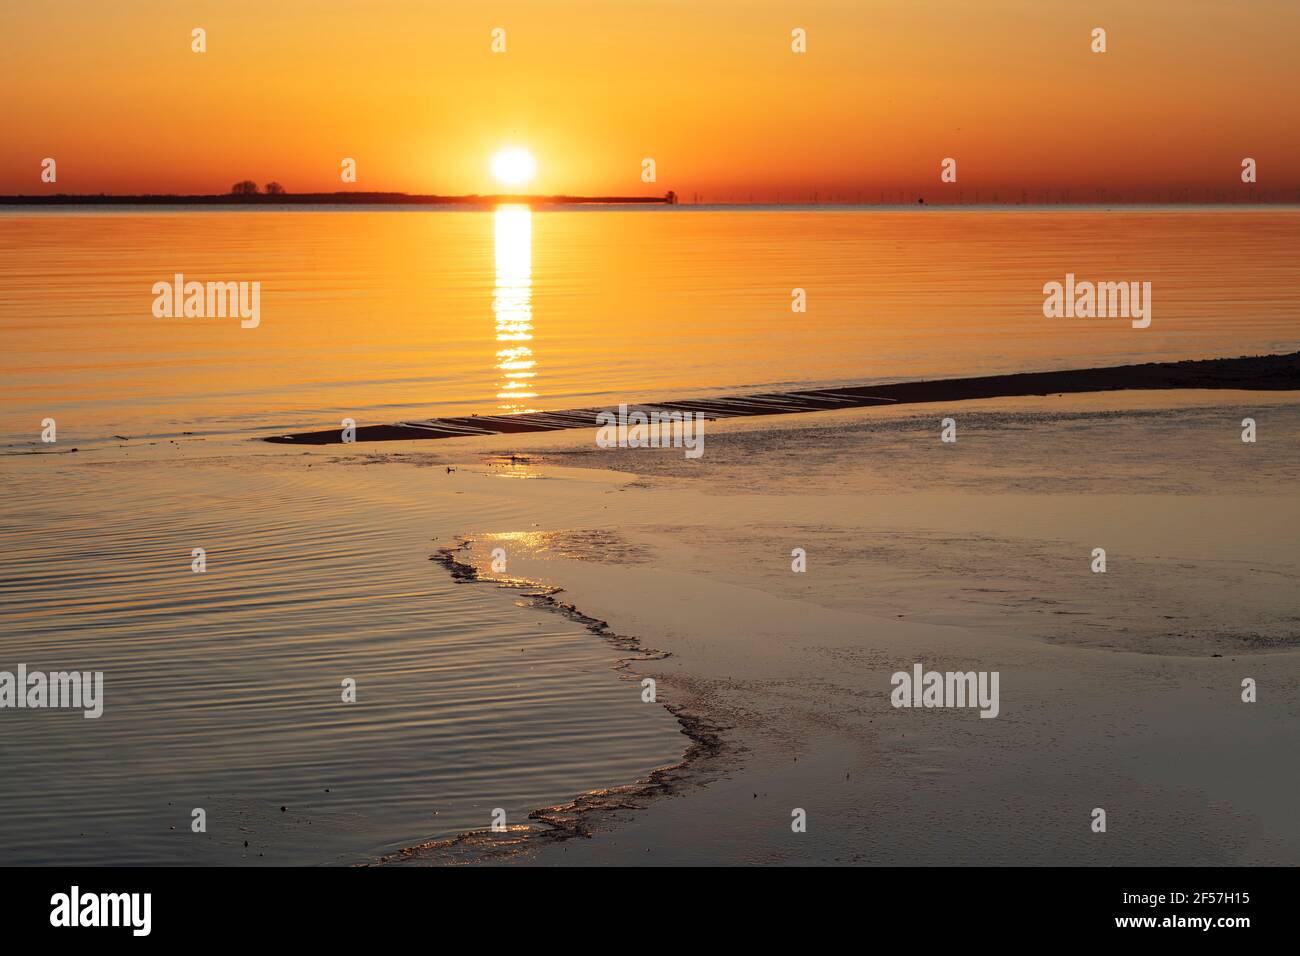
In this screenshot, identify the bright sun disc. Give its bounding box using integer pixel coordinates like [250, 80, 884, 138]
[490, 147, 537, 188]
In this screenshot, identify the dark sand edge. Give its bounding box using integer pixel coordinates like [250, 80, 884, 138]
[365, 537, 729, 866]
[266, 351, 1300, 446]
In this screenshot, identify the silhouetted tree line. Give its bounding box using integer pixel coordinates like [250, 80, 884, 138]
[230, 181, 286, 195]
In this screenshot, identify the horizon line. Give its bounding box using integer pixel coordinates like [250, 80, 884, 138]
[3, 191, 1300, 210]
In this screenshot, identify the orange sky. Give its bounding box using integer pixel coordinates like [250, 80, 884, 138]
[2, 0, 1298, 200]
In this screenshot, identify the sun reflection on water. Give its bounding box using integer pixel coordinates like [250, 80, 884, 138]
[493, 206, 537, 413]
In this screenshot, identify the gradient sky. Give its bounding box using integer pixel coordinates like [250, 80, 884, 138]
[2, 0, 1298, 200]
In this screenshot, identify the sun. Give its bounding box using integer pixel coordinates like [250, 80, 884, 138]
[490, 147, 537, 189]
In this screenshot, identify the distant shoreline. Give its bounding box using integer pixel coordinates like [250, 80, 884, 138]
[4, 195, 1299, 211]
[0, 192, 673, 206]
[265, 351, 1300, 445]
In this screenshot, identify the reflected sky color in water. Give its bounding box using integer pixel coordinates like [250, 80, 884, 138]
[493, 206, 537, 413]
[1, 209, 1298, 446]
[0, 458, 684, 864]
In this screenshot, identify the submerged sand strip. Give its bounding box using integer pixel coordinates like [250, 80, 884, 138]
[264, 351, 1300, 445]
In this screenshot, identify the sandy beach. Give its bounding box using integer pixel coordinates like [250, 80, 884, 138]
[350, 387, 1300, 865]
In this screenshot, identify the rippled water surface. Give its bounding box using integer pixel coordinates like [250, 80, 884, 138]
[0, 456, 682, 864]
[2, 208, 1297, 447]
[2, 207, 1298, 864]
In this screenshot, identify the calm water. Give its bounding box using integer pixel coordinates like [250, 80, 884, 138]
[1, 208, 1297, 447]
[2, 208, 1298, 865]
[0, 455, 683, 864]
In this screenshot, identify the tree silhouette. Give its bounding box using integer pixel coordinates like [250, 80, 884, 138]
[264, 182, 285, 195]
[230, 180, 259, 195]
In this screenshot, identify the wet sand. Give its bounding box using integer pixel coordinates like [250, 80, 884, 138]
[381, 388, 1300, 865]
